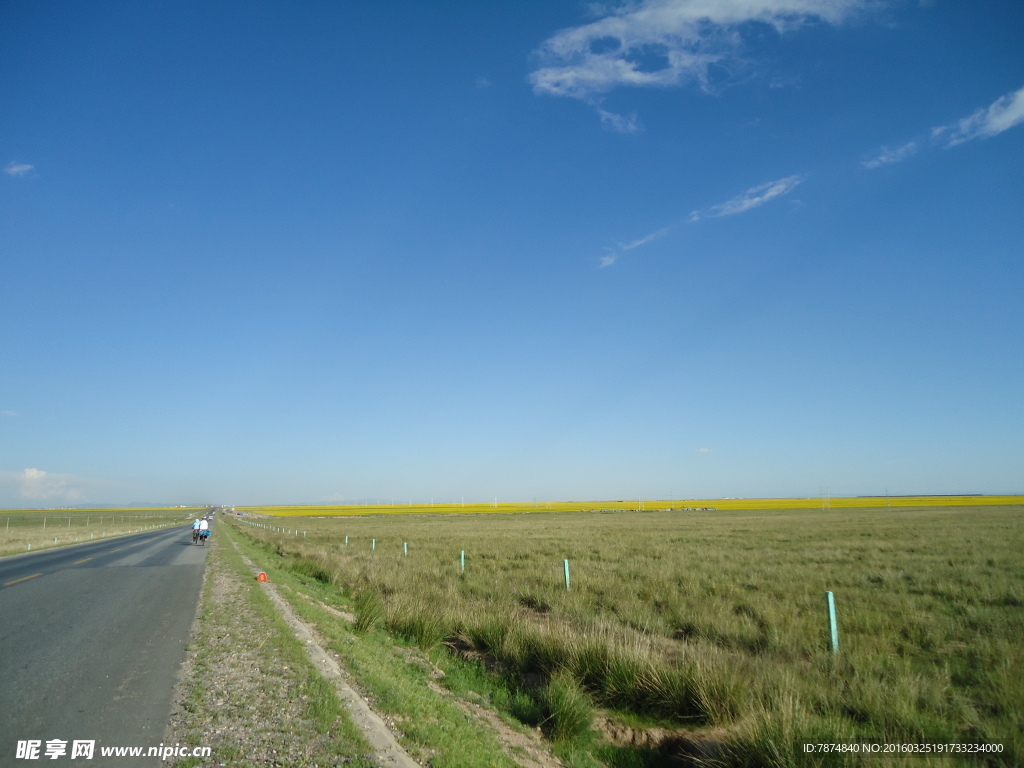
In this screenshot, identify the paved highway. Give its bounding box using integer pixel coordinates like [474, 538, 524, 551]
[0, 524, 209, 766]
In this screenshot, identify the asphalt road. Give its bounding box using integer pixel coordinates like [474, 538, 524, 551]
[0, 524, 210, 766]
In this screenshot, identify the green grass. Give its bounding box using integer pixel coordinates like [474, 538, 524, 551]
[228, 506, 1024, 766]
[543, 670, 595, 742]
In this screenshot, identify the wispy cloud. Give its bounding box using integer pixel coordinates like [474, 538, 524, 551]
[937, 84, 1024, 146]
[599, 175, 801, 268]
[598, 108, 642, 134]
[688, 174, 803, 221]
[861, 140, 918, 169]
[1, 410, 17, 417]
[621, 226, 670, 250]
[0, 468, 93, 502]
[4, 162, 34, 176]
[863, 84, 1024, 168]
[474, 75, 494, 89]
[530, 0, 866, 128]
[697, 447, 713, 453]
[599, 225, 670, 267]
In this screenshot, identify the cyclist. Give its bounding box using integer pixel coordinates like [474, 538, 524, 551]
[198, 517, 210, 545]
[192, 518, 202, 543]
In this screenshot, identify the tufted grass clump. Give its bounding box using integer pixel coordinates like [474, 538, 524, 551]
[543, 670, 594, 742]
[352, 590, 384, 633]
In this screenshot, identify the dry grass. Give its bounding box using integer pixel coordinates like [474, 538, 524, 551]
[0, 508, 195, 556]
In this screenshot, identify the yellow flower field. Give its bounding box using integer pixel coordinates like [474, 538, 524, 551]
[240, 494, 1024, 517]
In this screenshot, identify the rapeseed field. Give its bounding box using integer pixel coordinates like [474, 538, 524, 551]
[241, 494, 1024, 517]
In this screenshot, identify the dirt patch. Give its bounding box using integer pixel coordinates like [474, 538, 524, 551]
[595, 715, 730, 764]
[443, 636, 509, 677]
[281, 584, 357, 623]
[384, 643, 562, 768]
[428, 678, 565, 768]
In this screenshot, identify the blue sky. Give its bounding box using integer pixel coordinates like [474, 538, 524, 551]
[2, 0, 1022, 507]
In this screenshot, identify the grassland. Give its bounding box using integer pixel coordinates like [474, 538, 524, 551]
[219, 523, 554, 768]
[0, 507, 201, 557]
[239, 495, 1024, 517]
[229, 504, 1022, 766]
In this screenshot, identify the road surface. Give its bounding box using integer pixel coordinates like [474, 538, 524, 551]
[0, 524, 209, 766]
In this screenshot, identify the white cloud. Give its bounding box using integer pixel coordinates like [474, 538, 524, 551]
[530, 0, 865, 127]
[939, 84, 1024, 146]
[698, 447, 713, 453]
[598, 108, 642, 133]
[620, 226, 670, 250]
[0, 468, 93, 502]
[474, 75, 494, 89]
[598, 175, 801, 270]
[688, 174, 803, 221]
[1, 410, 17, 417]
[599, 225, 670, 267]
[861, 140, 918, 169]
[863, 84, 1024, 168]
[4, 162, 34, 176]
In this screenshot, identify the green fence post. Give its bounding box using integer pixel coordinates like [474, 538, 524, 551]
[564, 559, 571, 591]
[345, 535, 349, 546]
[460, 550, 465, 572]
[825, 591, 839, 653]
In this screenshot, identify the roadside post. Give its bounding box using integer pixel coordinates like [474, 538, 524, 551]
[460, 550, 465, 572]
[564, 559, 571, 591]
[825, 591, 839, 653]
